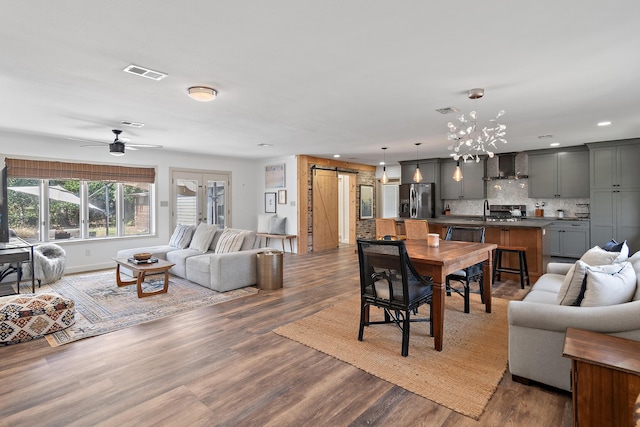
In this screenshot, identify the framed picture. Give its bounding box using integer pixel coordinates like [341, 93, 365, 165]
[265, 192, 277, 213]
[265, 164, 286, 188]
[359, 185, 374, 219]
[278, 189, 287, 204]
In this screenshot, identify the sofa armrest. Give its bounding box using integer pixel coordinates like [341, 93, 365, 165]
[508, 300, 640, 334]
[546, 262, 573, 275]
[207, 248, 265, 292]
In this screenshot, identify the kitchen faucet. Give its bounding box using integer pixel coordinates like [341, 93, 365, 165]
[483, 199, 490, 221]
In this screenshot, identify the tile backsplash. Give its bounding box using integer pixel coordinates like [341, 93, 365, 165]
[443, 178, 590, 218]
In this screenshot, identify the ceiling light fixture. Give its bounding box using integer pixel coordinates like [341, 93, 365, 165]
[550, 142, 560, 147]
[188, 86, 217, 102]
[257, 143, 272, 147]
[381, 147, 389, 184]
[333, 154, 341, 158]
[597, 121, 612, 127]
[453, 161, 463, 181]
[447, 88, 507, 162]
[413, 143, 423, 183]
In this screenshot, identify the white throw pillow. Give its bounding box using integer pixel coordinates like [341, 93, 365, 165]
[580, 262, 637, 307]
[168, 224, 196, 248]
[215, 228, 245, 254]
[189, 223, 218, 253]
[557, 261, 589, 305]
[257, 214, 276, 233]
[580, 246, 623, 265]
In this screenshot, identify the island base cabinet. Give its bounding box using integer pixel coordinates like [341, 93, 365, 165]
[484, 227, 545, 284]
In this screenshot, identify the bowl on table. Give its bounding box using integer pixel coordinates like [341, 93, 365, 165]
[133, 252, 152, 261]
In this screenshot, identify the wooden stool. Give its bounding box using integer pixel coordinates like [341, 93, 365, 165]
[493, 245, 530, 289]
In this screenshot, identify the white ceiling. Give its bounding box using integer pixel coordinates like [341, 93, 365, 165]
[1, 1, 639, 166]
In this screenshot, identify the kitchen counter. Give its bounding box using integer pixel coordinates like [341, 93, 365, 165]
[398, 216, 554, 228]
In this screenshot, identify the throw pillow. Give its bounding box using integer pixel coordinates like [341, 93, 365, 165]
[557, 261, 589, 305]
[257, 214, 276, 233]
[215, 228, 245, 254]
[189, 223, 218, 253]
[580, 246, 622, 266]
[269, 217, 287, 235]
[169, 224, 196, 249]
[579, 262, 636, 307]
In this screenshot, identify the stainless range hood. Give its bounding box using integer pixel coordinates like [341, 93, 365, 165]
[485, 152, 528, 180]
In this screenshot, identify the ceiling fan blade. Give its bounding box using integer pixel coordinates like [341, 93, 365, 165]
[127, 146, 139, 151]
[69, 137, 109, 145]
[127, 144, 163, 149]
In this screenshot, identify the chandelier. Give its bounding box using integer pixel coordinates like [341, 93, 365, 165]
[446, 88, 506, 162]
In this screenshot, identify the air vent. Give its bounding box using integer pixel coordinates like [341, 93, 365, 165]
[123, 64, 167, 81]
[120, 121, 145, 128]
[435, 107, 459, 114]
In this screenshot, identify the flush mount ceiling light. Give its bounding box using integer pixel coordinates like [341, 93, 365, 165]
[188, 86, 217, 102]
[381, 147, 389, 184]
[413, 143, 423, 183]
[446, 88, 507, 162]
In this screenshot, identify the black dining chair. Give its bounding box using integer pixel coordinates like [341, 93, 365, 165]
[356, 239, 433, 357]
[444, 226, 486, 314]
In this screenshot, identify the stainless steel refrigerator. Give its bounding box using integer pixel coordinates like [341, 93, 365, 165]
[399, 183, 435, 218]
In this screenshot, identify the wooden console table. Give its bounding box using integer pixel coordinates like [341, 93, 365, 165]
[563, 328, 640, 427]
[257, 233, 296, 253]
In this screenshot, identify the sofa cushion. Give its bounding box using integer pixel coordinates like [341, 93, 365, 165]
[215, 228, 245, 254]
[189, 223, 218, 253]
[168, 224, 196, 249]
[578, 262, 636, 307]
[257, 214, 276, 233]
[630, 251, 640, 301]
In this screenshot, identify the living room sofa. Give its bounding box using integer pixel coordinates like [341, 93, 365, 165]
[508, 247, 640, 391]
[116, 224, 265, 292]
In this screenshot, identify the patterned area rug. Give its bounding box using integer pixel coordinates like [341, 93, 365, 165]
[32, 271, 258, 346]
[274, 294, 509, 420]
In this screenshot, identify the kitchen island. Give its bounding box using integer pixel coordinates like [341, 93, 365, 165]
[396, 217, 551, 284]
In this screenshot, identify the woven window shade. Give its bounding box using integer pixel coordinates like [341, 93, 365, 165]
[5, 158, 155, 183]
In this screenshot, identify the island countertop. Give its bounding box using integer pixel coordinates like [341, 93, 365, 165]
[397, 216, 554, 228]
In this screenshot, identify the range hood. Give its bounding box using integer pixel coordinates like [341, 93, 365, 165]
[484, 153, 528, 180]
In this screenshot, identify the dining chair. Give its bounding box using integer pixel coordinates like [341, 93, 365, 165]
[404, 219, 429, 240]
[375, 218, 405, 240]
[444, 226, 486, 313]
[357, 239, 433, 357]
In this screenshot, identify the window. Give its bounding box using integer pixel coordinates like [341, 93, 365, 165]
[5, 158, 155, 243]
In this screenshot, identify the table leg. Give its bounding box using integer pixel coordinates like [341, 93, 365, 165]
[136, 270, 170, 298]
[483, 251, 493, 313]
[281, 239, 285, 252]
[432, 281, 445, 351]
[289, 237, 294, 253]
[116, 264, 137, 286]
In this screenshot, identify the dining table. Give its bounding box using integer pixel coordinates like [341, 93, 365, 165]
[403, 239, 497, 351]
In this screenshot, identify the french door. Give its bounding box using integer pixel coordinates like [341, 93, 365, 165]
[171, 170, 230, 229]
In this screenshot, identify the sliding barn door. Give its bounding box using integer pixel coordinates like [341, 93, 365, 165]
[312, 169, 339, 251]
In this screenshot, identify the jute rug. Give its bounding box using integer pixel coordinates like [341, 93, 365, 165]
[274, 293, 509, 420]
[33, 271, 258, 347]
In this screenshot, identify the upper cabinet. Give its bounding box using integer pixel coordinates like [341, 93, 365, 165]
[590, 142, 640, 190]
[528, 149, 589, 198]
[400, 159, 439, 185]
[440, 158, 486, 200]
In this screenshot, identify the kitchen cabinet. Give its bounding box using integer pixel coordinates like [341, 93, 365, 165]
[528, 149, 589, 198]
[484, 226, 545, 283]
[548, 221, 589, 258]
[440, 159, 486, 200]
[588, 140, 640, 250]
[400, 159, 439, 185]
[563, 328, 640, 427]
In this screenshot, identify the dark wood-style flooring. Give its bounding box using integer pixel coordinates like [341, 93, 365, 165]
[0, 246, 572, 426]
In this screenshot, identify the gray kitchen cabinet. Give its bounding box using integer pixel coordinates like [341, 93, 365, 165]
[588, 139, 640, 251]
[400, 159, 439, 185]
[549, 220, 590, 258]
[528, 149, 589, 198]
[440, 159, 486, 200]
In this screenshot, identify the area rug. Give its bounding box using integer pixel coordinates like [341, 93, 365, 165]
[273, 294, 509, 420]
[36, 271, 258, 347]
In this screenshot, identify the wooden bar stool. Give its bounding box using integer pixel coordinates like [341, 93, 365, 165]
[493, 245, 530, 289]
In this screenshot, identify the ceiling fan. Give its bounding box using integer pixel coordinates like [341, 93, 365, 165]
[72, 129, 163, 156]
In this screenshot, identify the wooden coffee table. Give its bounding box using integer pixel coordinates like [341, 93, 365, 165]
[114, 258, 175, 298]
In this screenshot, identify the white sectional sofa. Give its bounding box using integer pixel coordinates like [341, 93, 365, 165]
[508, 246, 640, 391]
[116, 224, 265, 292]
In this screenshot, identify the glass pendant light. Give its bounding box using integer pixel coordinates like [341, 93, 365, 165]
[413, 143, 423, 183]
[453, 161, 463, 181]
[381, 147, 389, 184]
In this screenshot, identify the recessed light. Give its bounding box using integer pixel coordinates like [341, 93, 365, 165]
[379, 161, 385, 165]
[550, 142, 560, 147]
[538, 134, 553, 139]
[597, 121, 612, 127]
[333, 154, 341, 158]
[257, 143, 272, 147]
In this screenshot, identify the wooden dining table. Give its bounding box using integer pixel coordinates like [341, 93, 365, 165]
[403, 239, 497, 351]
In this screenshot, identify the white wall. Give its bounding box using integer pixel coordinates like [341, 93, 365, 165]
[1, 130, 260, 273]
[255, 155, 298, 252]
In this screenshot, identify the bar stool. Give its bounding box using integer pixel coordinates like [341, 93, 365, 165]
[493, 245, 530, 289]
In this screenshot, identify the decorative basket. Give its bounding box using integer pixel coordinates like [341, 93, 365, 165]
[133, 252, 152, 261]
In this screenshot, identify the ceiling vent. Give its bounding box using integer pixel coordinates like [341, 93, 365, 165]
[123, 64, 167, 81]
[120, 120, 145, 128]
[435, 107, 459, 114]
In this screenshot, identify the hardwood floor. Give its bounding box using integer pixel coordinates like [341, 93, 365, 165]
[0, 246, 572, 426]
